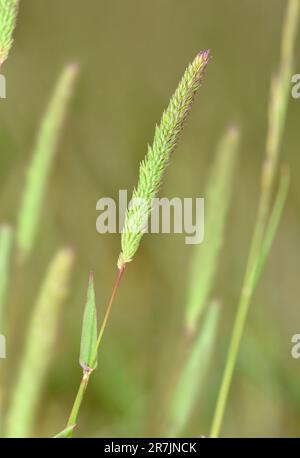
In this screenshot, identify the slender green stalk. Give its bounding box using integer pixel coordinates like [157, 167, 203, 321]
[66, 370, 91, 432]
[210, 0, 299, 438]
[91, 265, 126, 368]
[210, 171, 289, 439]
[16, 63, 78, 263]
[4, 249, 74, 438]
[0, 0, 19, 66]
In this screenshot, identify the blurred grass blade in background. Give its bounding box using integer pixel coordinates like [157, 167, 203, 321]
[167, 301, 220, 437]
[0, 224, 12, 434]
[185, 126, 239, 333]
[16, 63, 79, 263]
[4, 248, 74, 438]
[210, 171, 290, 439]
[264, 0, 300, 190]
[79, 272, 98, 371]
[253, 168, 290, 286]
[0, 0, 19, 66]
[166, 125, 239, 437]
[246, 0, 300, 262]
[0, 224, 12, 331]
[210, 0, 299, 438]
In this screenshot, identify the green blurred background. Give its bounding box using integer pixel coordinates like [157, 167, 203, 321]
[1, 0, 300, 437]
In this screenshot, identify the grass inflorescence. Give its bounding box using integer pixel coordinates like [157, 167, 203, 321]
[0, 0, 19, 66]
[119, 51, 210, 268]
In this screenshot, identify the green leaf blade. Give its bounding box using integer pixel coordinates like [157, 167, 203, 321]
[79, 272, 98, 371]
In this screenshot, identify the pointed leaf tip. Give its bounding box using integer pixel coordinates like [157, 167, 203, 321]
[53, 424, 76, 438]
[79, 272, 98, 371]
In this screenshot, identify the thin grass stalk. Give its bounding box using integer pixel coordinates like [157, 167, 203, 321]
[210, 170, 289, 439]
[4, 248, 74, 438]
[210, 0, 299, 438]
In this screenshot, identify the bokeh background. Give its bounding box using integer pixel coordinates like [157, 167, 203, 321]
[0, 0, 300, 437]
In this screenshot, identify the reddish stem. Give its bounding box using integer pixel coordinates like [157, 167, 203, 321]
[91, 263, 126, 366]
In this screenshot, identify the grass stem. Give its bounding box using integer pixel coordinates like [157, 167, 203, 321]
[92, 264, 126, 367]
[65, 264, 126, 436]
[66, 370, 90, 431]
